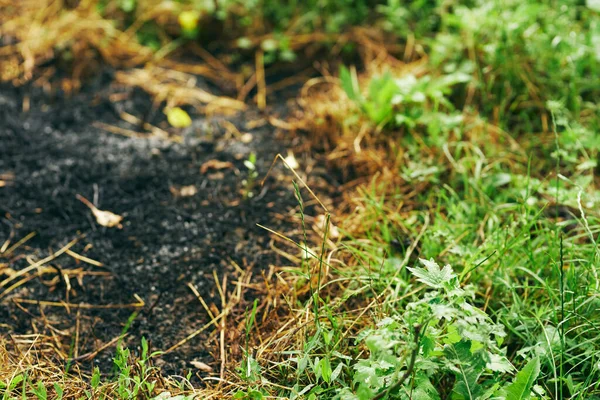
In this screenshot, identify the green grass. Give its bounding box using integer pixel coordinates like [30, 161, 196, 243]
[222, 1, 600, 399]
[2, 1, 600, 399]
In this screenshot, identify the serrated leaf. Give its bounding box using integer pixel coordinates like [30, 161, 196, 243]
[486, 353, 514, 373]
[408, 258, 456, 289]
[444, 341, 485, 400]
[421, 335, 436, 357]
[504, 357, 540, 400]
[412, 374, 441, 400]
[444, 324, 462, 345]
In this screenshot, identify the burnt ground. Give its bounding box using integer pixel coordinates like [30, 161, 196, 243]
[0, 70, 304, 376]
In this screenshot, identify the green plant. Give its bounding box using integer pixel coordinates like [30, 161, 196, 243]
[337, 258, 543, 400]
[112, 337, 162, 399]
[339, 65, 470, 142]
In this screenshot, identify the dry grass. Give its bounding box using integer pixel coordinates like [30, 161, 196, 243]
[114, 65, 246, 115]
[1, 334, 92, 398]
[0, 0, 152, 86]
[0, 3, 487, 397]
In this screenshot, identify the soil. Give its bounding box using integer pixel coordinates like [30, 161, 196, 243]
[0, 69, 302, 376]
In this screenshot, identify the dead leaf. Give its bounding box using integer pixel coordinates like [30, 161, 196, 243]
[190, 360, 213, 372]
[170, 185, 198, 197]
[76, 194, 123, 229]
[200, 159, 234, 174]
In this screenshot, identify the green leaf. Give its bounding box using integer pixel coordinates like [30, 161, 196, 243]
[21, 376, 26, 400]
[408, 258, 456, 289]
[504, 357, 540, 400]
[91, 367, 101, 389]
[7, 373, 24, 391]
[479, 383, 502, 400]
[32, 382, 47, 400]
[444, 341, 485, 400]
[141, 336, 149, 360]
[421, 335, 435, 357]
[486, 353, 514, 373]
[248, 389, 264, 400]
[444, 325, 462, 345]
[365, 72, 398, 124]
[53, 383, 64, 400]
[339, 65, 360, 103]
[331, 363, 344, 382]
[412, 374, 441, 400]
[368, 72, 397, 105]
[319, 358, 333, 383]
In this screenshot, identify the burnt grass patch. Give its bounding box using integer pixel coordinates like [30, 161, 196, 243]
[0, 71, 300, 376]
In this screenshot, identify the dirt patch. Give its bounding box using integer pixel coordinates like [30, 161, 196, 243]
[0, 70, 300, 376]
